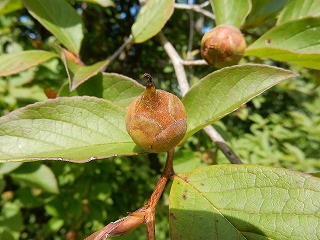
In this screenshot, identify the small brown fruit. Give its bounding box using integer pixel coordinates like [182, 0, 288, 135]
[201, 25, 246, 68]
[125, 73, 187, 153]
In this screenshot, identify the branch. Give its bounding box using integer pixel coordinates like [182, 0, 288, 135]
[84, 149, 175, 240]
[174, 3, 215, 20]
[158, 32, 243, 164]
[187, 9, 195, 60]
[203, 126, 242, 164]
[101, 35, 133, 72]
[182, 59, 207, 66]
[158, 32, 190, 95]
[146, 148, 174, 239]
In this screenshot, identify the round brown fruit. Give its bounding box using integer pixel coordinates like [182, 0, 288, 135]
[125, 73, 187, 153]
[201, 25, 246, 68]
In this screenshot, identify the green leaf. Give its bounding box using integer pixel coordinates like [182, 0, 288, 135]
[59, 73, 144, 107]
[76, 0, 115, 7]
[182, 64, 297, 140]
[173, 150, 203, 174]
[210, 0, 251, 28]
[244, 0, 288, 28]
[0, 0, 23, 15]
[70, 60, 109, 91]
[277, 0, 320, 25]
[170, 165, 320, 239]
[60, 48, 109, 90]
[0, 97, 143, 163]
[0, 162, 23, 175]
[0, 50, 58, 77]
[23, 0, 84, 55]
[0, 202, 24, 239]
[11, 163, 59, 194]
[131, 0, 174, 43]
[245, 17, 320, 70]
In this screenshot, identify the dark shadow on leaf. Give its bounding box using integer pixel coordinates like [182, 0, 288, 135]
[76, 73, 103, 98]
[169, 209, 269, 240]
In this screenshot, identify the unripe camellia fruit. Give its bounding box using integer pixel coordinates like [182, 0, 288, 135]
[125, 73, 187, 153]
[201, 24, 246, 68]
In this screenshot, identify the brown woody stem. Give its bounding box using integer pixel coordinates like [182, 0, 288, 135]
[146, 148, 175, 239]
[84, 149, 175, 240]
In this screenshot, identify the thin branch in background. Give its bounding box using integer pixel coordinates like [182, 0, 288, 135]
[158, 32, 243, 164]
[204, 126, 243, 164]
[101, 35, 133, 72]
[182, 59, 207, 66]
[158, 32, 190, 95]
[174, 2, 215, 20]
[199, 0, 211, 8]
[187, 9, 195, 60]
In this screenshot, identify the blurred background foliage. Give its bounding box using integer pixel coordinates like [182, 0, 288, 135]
[0, 0, 319, 239]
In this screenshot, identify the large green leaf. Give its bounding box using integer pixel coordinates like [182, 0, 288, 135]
[23, 0, 83, 55]
[59, 73, 144, 107]
[244, 0, 288, 28]
[182, 64, 297, 140]
[170, 165, 320, 239]
[131, 0, 174, 43]
[0, 0, 23, 14]
[210, 0, 251, 28]
[0, 50, 58, 77]
[277, 0, 320, 25]
[0, 97, 143, 163]
[11, 163, 59, 194]
[245, 17, 320, 70]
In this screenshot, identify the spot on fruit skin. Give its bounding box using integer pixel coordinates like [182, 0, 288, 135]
[125, 74, 187, 153]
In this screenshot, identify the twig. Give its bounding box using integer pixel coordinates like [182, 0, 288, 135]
[199, 1, 211, 8]
[84, 149, 175, 240]
[101, 35, 133, 72]
[158, 32, 190, 95]
[182, 59, 207, 66]
[204, 126, 242, 164]
[174, 3, 215, 20]
[158, 32, 243, 164]
[187, 9, 195, 60]
[146, 148, 175, 239]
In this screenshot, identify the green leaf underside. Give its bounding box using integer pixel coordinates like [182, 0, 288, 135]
[0, 97, 143, 163]
[70, 59, 109, 90]
[210, 0, 252, 28]
[245, 17, 320, 69]
[170, 164, 320, 240]
[277, 0, 320, 25]
[0, 50, 57, 77]
[23, 0, 83, 54]
[182, 64, 297, 140]
[60, 73, 144, 108]
[131, 0, 174, 43]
